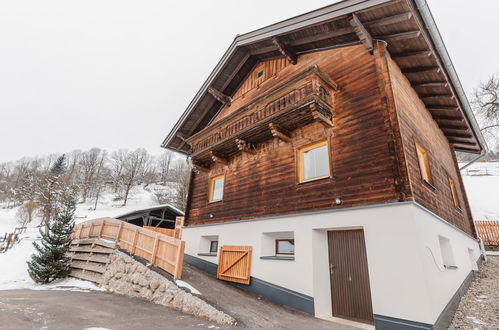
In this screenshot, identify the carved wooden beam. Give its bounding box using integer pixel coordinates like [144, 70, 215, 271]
[349, 13, 373, 54]
[208, 87, 231, 107]
[210, 151, 229, 165]
[235, 139, 256, 155]
[376, 30, 421, 41]
[392, 50, 432, 60]
[272, 37, 297, 65]
[413, 82, 448, 88]
[192, 160, 210, 173]
[364, 12, 412, 28]
[310, 104, 333, 128]
[402, 67, 441, 75]
[269, 123, 291, 143]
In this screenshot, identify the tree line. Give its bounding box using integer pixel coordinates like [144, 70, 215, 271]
[0, 148, 191, 231]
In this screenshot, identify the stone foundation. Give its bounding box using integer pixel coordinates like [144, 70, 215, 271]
[101, 250, 235, 325]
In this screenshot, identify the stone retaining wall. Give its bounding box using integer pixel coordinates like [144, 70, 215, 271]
[101, 250, 235, 325]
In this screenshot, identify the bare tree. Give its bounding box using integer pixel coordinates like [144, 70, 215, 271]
[121, 148, 149, 206]
[170, 159, 192, 211]
[92, 150, 108, 210]
[473, 73, 499, 151]
[110, 149, 128, 193]
[79, 148, 102, 203]
[158, 151, 173, 184]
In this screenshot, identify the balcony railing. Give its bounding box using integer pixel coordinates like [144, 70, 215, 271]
[186, 65, 339, 166]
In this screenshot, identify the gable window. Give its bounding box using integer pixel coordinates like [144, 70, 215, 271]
[415, 143, 434, 186]
[256, 69, 264, 78]
[209, 175, 225, 202]
[448, 176, 460, 208]
[209, 240, 219, 254]
[276, 239, 295, 255]
[298, 140, 330, 183]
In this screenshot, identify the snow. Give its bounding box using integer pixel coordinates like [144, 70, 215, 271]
[175, 280, 202, 295]
[461, 162, 499, 220]
[0, 185, 166, 291]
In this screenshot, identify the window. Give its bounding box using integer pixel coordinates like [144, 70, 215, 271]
[448, 176, 460, 208]
[256, 69, 264, 78]
[298, 140, 330, 183]
[415, 143, 434, 186]
[276, 239, 295, 255]
[209, 240, 218, 254]
[209, 175, 225, 202]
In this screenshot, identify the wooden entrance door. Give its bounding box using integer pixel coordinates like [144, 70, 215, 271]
[327, 230, 374, 323]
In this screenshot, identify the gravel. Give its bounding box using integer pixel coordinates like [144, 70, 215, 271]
[450, 257, 499, 329]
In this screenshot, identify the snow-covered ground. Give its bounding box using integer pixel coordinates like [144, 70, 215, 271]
[0, 185, 163, 291]
[461, 162, 499, 220]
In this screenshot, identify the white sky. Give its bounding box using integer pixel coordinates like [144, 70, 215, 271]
[0, 0, 498, 162]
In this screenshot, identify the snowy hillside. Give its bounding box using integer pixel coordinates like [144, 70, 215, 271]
[0, 185, 167, 291]
[462, 162, 499, 220]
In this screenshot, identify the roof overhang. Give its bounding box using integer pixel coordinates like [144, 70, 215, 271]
[162, 0, 486, 155]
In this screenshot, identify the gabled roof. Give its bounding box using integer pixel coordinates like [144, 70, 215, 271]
[162, 0, 486, 154]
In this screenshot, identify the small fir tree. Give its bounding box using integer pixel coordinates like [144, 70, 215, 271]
[27, 195, 75, 284]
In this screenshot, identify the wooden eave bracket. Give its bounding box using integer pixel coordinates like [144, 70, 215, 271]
[310, 103, 333, 127]
[349, 13, 373, 54]
[269, 123, 291, 143]
[208, 87, 232, 107]
[192, 160, 210, 173]
[235, 139, 256, 155]
[272, 37, 297, 65]
[210, 151, 229, 165]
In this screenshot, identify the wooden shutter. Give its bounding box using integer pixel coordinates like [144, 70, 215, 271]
[217, 245, 252, 285]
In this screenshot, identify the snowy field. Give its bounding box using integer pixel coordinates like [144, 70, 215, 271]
[461, 162, 499, 220]
[0, 185, 162, 291]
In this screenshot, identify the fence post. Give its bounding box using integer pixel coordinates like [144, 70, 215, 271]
[174, 241, 185, 280]
[150, 234, 159, 265]
[98, 219, 105, 238]
[116, 222, 124, 244]
[175, 216, 184, 239]
[132, 229, 139, 254]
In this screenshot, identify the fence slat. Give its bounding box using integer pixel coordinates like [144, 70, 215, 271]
[73, 218, 185, 279]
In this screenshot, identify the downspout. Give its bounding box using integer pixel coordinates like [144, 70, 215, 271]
[412, 0, 489, 159]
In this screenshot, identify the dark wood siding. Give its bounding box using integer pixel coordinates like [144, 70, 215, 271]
[387, 55, 475, 236]
[186, 44, 400, 225]
[328, 230, 374, 323]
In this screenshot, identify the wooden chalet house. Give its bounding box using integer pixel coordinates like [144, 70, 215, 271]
[162, 0, 486, 328]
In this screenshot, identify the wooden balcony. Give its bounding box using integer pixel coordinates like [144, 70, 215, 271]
[186, 65, 339, 167]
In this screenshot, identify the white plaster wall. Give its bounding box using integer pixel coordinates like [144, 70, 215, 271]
[182, 202, 480, 325]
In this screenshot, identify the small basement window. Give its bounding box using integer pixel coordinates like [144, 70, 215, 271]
[439, 235, 457, 269]
[209, 174, 225, 202]
[298, 140, 330, 183]
[276, 239, 295, 255]
[198, 235, 219, 256]
[209, 240, 219, 254]
[415, 143, 434, 186]
[448, 176, 460, 208]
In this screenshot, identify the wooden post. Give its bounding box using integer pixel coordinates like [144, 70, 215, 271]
[116, 222, 124, 245]
[98, 219, 105, 238]
[175, 216, 184, 239]
[131, 229, 139, 254]
[89, 223, 94, 238]
[174, 241, 185, 280]
[150, 234, 159, 265]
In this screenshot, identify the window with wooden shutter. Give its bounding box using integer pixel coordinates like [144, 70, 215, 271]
[448, 176, 460, 208]
[415, 143, 434, 186]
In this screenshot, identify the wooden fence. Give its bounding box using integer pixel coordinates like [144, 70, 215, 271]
[475, 221, 499, 245]
[72, 218, 185, 279]
[217, 245, 252, 285]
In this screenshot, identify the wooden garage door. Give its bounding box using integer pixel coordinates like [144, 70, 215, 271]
[217, 245, 252, 285]
[328, 230, 374, 324]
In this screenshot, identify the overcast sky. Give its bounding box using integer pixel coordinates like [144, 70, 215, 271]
[0, 0, 498, 163]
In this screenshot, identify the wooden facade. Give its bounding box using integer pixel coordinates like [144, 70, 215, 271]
[163, 0, 484, 238]
[182, 43, 475, 236]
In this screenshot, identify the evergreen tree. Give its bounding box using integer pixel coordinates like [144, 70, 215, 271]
[27, 195, 75, 284]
